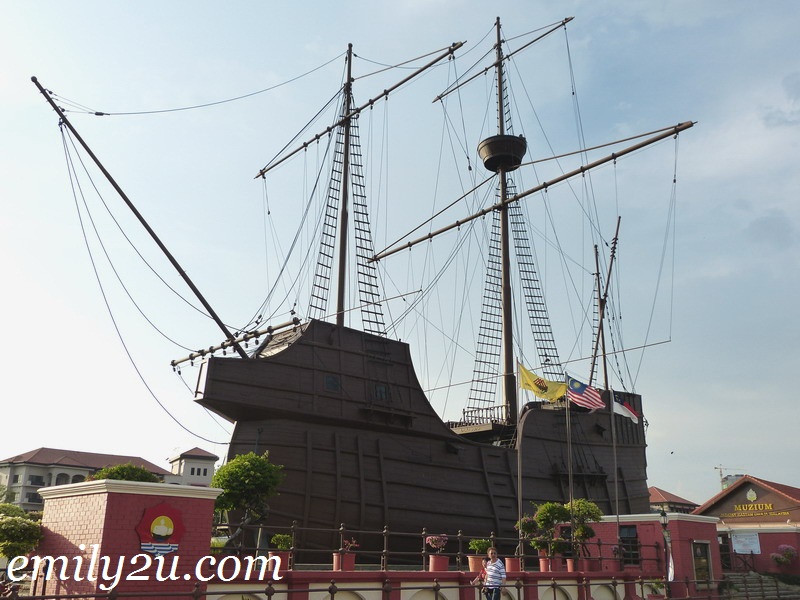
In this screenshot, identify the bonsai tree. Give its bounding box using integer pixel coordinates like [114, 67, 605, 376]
[533, 502, 570, 556]
[211, 452, 284, 553]
[468, 538, 492, 555]
[270, 533, 292, 551]
[564, 498, 603, 556]
[0, 509, 42, 559]
[88, 463, 161, 482]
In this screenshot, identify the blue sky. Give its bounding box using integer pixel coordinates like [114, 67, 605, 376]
[2, 2, 798, 507]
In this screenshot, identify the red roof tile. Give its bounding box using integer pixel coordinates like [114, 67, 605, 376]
[0, 447, 170, 475]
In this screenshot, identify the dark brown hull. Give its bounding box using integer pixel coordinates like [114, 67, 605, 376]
[196, 319, 649, 550]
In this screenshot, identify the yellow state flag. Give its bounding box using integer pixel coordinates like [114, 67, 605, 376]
[518, 363, 566, 402]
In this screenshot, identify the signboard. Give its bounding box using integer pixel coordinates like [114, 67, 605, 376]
[731, 533, 761, 555]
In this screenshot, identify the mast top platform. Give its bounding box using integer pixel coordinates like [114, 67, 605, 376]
[477, 134, 527, 172]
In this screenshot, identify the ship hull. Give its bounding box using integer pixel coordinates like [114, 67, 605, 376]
[196, 319, 649, 550]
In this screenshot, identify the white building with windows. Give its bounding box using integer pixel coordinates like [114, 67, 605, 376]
[167, 447, 219, 486]
[0, 446, 216, 511]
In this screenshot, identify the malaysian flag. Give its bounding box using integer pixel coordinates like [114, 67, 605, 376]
[566, 376, 605, 410]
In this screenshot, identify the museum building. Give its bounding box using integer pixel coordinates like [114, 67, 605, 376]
[692, 474, 800, 575]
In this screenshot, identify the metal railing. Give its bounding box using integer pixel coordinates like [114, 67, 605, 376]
[4, 573, 776, 600]
[211, 520, 666, 573]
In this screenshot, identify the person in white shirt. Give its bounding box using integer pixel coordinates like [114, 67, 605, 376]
[483, 547, 506, 600]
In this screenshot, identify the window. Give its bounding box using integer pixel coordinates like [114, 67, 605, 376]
[55, 473, 70, 486]
[26, 492, 42, 504]
[324, 374, 341, 392]
[6, 492, 16, 502]
[618, 525, 640, 565]
[203, 468, 208, 476]
[190, 467, 196, 475]
[374, 383, 389, 402]
[12, 474, 19, 484]
[71, 474, 85, 483]
[28, 475, 45, 486]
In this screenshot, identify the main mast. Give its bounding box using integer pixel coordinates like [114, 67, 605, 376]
[336, 44, 354, 327]
[477, 17, 528, 424]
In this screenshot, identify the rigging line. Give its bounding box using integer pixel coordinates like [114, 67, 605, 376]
[59, 127, 228, 446]
[564, 25, 604, 256]
[425, 338, 671, 395]
[353, 44, 461, 77]
[435, 18, 572, 103]
[632, 135, 681, 391]
[174, 372, 233, 437]
[513, 127, 684, 174]
[53, 51, 346, 117]
[63, 126, 251, 334]
[63, 130, 197, 351]
[244, 120, 338, 329]
[372, 174, 495, 261]
[258, 88, 343, 177]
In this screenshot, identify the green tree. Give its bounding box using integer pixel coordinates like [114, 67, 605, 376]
[532, 502, 571, 556]
[211, 452, 284, 519]
[0, 503, 27, 519]
[211, 452, 284, 554]
[564, 498, 603, 556]
[0, 513, 42, 559]
[88, 463, 161, 482]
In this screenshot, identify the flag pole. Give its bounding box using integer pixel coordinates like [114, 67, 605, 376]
[516, 362, 524, 557]
[565, 373, 574, 507]
[592, 225, 622, 533]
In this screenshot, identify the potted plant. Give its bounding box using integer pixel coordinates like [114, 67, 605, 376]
[517, 512, 549, 571]
[426, 534, 449, 571]
[646, 580, 666, 600]
[770, 544, 796, 572]
[333, 537, 359, 571]
[468, 538, 491, 572]
[533, 502, 570, 569]
[269, 533, 292, 570]
[529, 536, 552, 572]
[564, 498, 603, 570]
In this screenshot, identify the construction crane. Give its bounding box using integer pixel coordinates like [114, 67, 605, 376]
[714, 465, 748, 489]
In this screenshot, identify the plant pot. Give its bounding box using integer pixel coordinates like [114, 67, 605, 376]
[333, 552, 356, 571]
[565, 558, 575, 572]
[538, 550, 550, 572]
[578, 557, 599, 571]
[505, 557, 522, 572]
[468, 555, 485, 573]
[268, 550, 291, 570]
[429, 554, 450, 571]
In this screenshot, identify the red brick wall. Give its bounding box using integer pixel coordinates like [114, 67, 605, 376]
[34, 480, 219, 598]
[34, 491, 109, 596]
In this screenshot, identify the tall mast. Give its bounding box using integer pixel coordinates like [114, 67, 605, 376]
[336, 44, 354, 327]
[475, 17, 528, 424]
[495, 18, 517, 425]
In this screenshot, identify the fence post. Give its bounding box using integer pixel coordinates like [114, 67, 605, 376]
[457, 530, 464, 570]
[382, 525, 390, 571]
[422, 528, 429, 570]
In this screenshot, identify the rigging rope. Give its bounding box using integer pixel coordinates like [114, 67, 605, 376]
[59, 125, 228, 445]
[51, 51, 346, 117]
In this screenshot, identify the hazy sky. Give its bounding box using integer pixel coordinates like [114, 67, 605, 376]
[2, 1, 798, 508]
